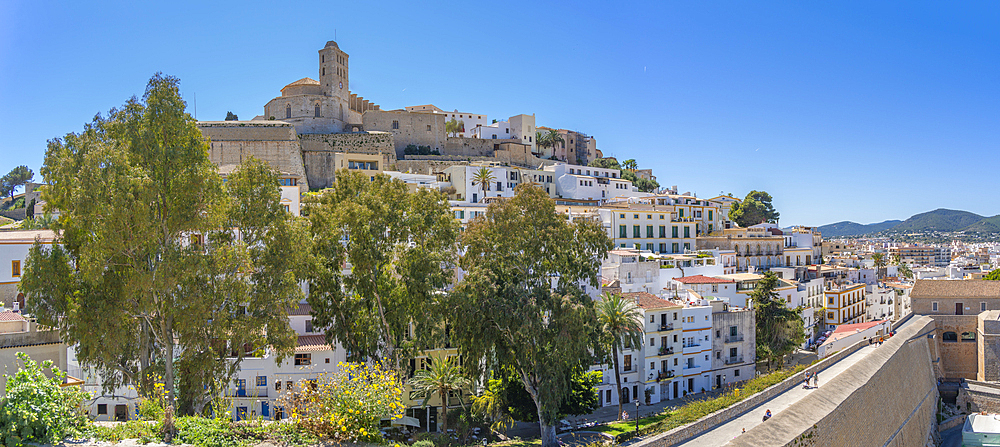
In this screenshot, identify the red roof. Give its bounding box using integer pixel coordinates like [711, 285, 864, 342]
[673, 275, 734, 285]
[296, 335, 333, 352]
[620, 292, 681, 310]
[832, 320, 888, 335]
[0, 311, 25, 322]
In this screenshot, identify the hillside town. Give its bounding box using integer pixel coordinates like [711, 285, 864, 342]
[2, 39, 1000, 447]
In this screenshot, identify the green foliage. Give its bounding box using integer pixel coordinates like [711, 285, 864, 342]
[0, 353, 89, 447]
[304, 170, 459, 370]
[86, 420, 160, 443]
[587, 158, 657, 192]
[986, 269, 1000, 281]
[471, 167, 496, 202]
[87, 417, 318, 447]
[224, 111, 238, 121]
[448, 184, 612, 447]
[24, 74, 309, 415]
[0, 165, 34, 200]
[588, 158, 620, 170]
[871, 253, 887, 280]
[404, 144, 440, 156]
[488, 370, 601, 424]
[728, 191, 780, 227]
[408, 357, 471, 434]
[412, 440, 436, 447]
[595, 292, 644, 418]
[535, 130, 564, 158]
[753, 272, 805, 368]
[446, 118, 465, 136]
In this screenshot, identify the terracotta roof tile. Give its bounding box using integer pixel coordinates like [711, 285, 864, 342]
[911, 280, 1000, 299]
[296, 335, 332, 352]
[0, 311, 25, 322]
[673, 275, 734, 285]
[620, 292, 681, 310]
[289, 303, 312, 316]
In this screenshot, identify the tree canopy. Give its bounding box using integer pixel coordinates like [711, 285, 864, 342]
[595, 292, 644, 419]
[20, 73, 308, 418]
[752, 272, 804, 369]
[1, 165, 34, 200]
[488, 369, 601, 424]
[447, 184, 611, 447]
[304, 170, 460, 371]
[986, 269, 1000, 281]
[729, 190, 780, 227]
[587, 158, 659, 192]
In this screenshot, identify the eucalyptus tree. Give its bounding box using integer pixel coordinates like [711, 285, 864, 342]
[448, 184, 612, 447]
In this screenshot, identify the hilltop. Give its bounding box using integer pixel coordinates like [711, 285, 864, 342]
[819, 208, 1000, 237]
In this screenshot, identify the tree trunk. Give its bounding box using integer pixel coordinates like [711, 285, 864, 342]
[440, 385, 448, 434]
[161, 315, 175, 441]
[537, 405, 559, 447]
[612, 344, 623, 421]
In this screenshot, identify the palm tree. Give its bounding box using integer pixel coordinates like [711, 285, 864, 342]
[471, 381, 514, 437]
[595, 292, 644, 420]
[409, 356, 471, 434]
[535, 130, 564, 159]
[622, 159, 638, 171]
[471, 167, 495, 203]
[872, 253, 886, 280]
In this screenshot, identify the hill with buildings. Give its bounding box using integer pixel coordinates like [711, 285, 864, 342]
[820, 208, 1000, 237]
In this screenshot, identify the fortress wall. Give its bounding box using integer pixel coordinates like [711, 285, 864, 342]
[299, 132, 396, 190]
[442, 137, 518, 157]
[732, 317, 938, 447]
[198, 122, 308, 193]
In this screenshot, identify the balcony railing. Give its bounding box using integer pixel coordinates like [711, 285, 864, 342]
[658, 346, 674, 356]
[659, 323, 674, 331]
[656, 370, 674, 381]
[683, 342, 700, 349]
[725, 335, 744, 343]
[725, 355, 744, 365]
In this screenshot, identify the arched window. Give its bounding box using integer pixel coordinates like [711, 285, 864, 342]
[962, 332, 977, 342]
[285, 105, 291, 119]
[314, 104, 321, 118]
[15, 293, 24, 311]
[942, 331, 958, 342]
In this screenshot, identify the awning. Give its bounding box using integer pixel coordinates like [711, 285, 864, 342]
[393, 416, 421, 427]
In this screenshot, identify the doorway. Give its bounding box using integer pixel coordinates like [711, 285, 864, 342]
[672, 381, 678, 400]
[956, 303, 963, 315]
[621, 387, 630, 404]
[114, 404, 128, 421]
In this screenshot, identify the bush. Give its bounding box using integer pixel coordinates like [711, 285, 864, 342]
[279, 362, 405, 443]
[86, 420, 160, 444]
[0, 352, 89, 447]
[412, 440, 436, 447]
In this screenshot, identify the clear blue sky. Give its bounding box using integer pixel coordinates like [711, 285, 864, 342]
[1, 1, 997, 226]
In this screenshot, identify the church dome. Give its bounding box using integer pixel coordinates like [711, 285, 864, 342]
[281, 78, 322, 97]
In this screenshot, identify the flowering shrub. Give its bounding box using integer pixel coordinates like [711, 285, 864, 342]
[138, 380, 167, 421]
[278, 362, 405, 443]
[0, 352, 89, 447]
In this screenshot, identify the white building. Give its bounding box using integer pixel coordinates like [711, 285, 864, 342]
[443, 164, 516, 204]
[0, 230, 56, 310]
[546, 163, 645, 202]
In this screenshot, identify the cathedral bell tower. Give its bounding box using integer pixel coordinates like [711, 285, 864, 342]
[319, 41, 349, 106]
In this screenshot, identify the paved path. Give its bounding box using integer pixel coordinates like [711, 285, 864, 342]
[672, 316, 920, 447]
[673, 344, 881, 447]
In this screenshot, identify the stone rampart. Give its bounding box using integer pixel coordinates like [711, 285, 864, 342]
[298, 132, 395, 157]
[635, 337, 870, 447]
[442, 137, 519, 157]
[958, 381, 1000, 413]
[198, 121, 308, 193]
[730, 316, 938, 447]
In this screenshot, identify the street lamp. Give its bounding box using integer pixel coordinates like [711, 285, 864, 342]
[635, 400, 640, 433]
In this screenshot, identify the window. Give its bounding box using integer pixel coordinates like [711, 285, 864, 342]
[932, 302, 938, 312]
[730, 326, 737, 337]
[672, 243, 679, 253]
[827, 312, 834, 319]
[620, 213, 626, 219]
[97, 404, 107, 415]
[962, 332, 977, 342]
[305, 320, 313, 333]
[672, 226, 679, 238]
[623, 355, 632, 372]
[10, 260, 19, 277]
[647, 225, 654, 238]
[294, 353, 312, 365]
[983, 302, 988, 312]
[391, 120, 399, 130]
[829, 297, 835, 305]
[619, 225, 627, 238]
[712, 284, 719, 293]
[634, 214, 639, 219]
[730, 347, 737, 357]
[684, 227, 690, 238]
[314, 105, 321, 117]
[256, 376, 267, 387]
[674, 358, 678, 366]
[709, 210, 713, 220]
[286, 380, 294, 390]
[650, 338, 655, 346]
[942, 331, 958, 342]
[633, 225, 640, 238]
[659, 226, 666, 238]
[285, 105, 291, 119]
[735, 369, 740, 377]
[275, 380, 282, 391]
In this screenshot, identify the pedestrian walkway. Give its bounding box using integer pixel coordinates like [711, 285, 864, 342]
[672, 343, 880, 447]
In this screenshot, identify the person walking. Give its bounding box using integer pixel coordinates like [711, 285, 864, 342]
[803, 372, 812, 388]
[813, 372, 819, 387]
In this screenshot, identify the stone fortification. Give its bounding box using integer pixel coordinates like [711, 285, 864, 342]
[443, 137, 519, 157]
[730, 317, 938, 447]
[198, 121, 308, 193]
[299, 132, 396, 190]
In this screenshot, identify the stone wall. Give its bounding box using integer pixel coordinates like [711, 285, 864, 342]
[362, 110, 445, 159]
[443, 137, 520, 157]
[198, 121, 308, 193]
[299, 132, 396, 189]
[0, 283, 20, 308]
[730, 317, 938, 447]
[932, 314, 980, 379]
[634, 337, 871, 447]
[957, 381, 1000, 413]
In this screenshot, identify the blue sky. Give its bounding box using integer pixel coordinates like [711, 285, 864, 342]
[1, 1, 997, 226]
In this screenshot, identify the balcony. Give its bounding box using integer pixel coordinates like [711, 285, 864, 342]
[725, 355, 744, 365]
[658, 346, 674, 356]
[725, 334, 744, 343]
[656, 370, 675, 381]
[659, 323, 674, 332]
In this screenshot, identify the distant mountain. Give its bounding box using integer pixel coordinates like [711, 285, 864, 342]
[891, 209, 985, 232]
[818, 209, 1000, 237]
[818, 220, 902, 238]
[962, 215, 1000, 233]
